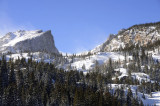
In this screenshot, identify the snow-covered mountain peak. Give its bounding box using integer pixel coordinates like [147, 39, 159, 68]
[2, 30, 45, 47]
[0, 30, 59, 54]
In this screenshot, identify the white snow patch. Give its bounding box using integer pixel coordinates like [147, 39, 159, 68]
[71, 52, 124, 71]
[114, 68, 128, 79]
[110, 84, 160, 106]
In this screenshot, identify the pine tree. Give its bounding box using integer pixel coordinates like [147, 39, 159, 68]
[1, 55, 8, 88]
[8, 63, 16, 85]
[142, 93, 145, 100]
[7, 84, 17, 106]
[140, 100, 144, 106]
[127, 87, 133, 106]
[98, 92, 103, 106]
[73, 88, 79, 106]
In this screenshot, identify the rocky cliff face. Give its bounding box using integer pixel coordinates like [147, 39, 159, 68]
[0, 30, 59, 54]
[92, 22, 160, 53]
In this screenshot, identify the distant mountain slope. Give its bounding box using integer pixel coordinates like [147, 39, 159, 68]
[92, 22, 160, 53]
[0, 30, 59, 54]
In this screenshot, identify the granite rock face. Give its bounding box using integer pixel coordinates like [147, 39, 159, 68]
[0, 30, 59, 54]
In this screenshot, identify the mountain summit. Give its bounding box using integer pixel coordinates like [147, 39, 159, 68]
[0, 30, 59, 54]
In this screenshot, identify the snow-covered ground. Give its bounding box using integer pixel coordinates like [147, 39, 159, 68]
[113, 68, 154, 83]
[114, 68, 128, 79]
[153, 54, 160, 61]
[5, 52, 54, 63]
[143, 92, 160, 105]
[132, 72, 154, 83]
[71, 52, 125, 70]
[148, 49, 160, 62]
[111, 84, 160, 106]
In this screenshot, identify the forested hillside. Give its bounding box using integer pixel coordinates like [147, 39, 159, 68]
[0, 55, 144, 106]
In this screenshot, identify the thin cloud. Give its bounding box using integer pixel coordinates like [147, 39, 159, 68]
[0, 10, 35, 36]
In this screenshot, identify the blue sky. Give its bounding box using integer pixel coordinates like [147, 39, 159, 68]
[0, 0, 160, 53]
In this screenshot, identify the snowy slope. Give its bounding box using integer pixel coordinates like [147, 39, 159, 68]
[113, 68, 154, 83]
[2, 30, 43, 47]
[71, 52, 124, 70]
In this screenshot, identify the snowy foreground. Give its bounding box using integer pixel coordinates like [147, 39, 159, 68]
[112, 68, 160, 105]
[111, 84, 160, 105]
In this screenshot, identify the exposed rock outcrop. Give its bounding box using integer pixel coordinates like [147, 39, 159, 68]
[0, 30, 59, 54]
[92, 22, 160, 52]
